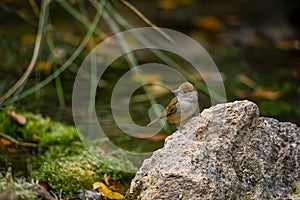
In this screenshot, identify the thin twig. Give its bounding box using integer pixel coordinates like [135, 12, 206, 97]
[119, 0, 174, 43]
[0, 132, 38, 147]
[0, 0, 49, 105]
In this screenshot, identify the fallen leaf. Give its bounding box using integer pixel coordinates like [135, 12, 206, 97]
[0, 138, 11, 146]
[35, 61, 52, 71]
[38, 182, 48, 190]
[93, 182, 124, 200]
[194, 16, 223, 31]
[233, 89, 250, 98]
[275, 40, 298, 51]
[247, 37, 267, 47]
[251, 87, 282, 100]
[86, 36, 102, 51]
[104, 173, 111, 186]
[7, 147, 18, 154]
[149, 134, 168, 142]
[7, 110, 27, 125]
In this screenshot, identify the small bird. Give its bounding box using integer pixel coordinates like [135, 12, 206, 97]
[147, 82, 199, 127]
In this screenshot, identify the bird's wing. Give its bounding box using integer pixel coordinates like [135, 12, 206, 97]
[164, 97, 179, 117]
[147, 97, 178, 126]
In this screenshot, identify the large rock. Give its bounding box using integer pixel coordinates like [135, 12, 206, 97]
[130, 100, 300, 199]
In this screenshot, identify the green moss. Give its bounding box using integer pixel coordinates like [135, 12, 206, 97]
[30, 148, 135, 195]
[0, 108, 136, 196]
[124, 182, 143, 200]
[31, 151, 106, 194]
[0, 171, 40, 200]
[0, 108, 80, 146]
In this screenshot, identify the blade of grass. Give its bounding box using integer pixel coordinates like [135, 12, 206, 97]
[46, 21, 65, 108]
[0, 0, 49, 105]
[90, 0, 169, 129]
[119, 0, 174, 43]
[105, 2, 225, 102]
[6, 0, 107, 104]
[56, 0, 104, 37]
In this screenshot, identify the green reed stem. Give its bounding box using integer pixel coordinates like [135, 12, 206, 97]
[6, 0, 106, 104]
[106, 2, 225, 103]
[0, 0, 49, 105]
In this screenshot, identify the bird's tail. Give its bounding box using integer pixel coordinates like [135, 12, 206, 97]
[146, 116, 165, 126]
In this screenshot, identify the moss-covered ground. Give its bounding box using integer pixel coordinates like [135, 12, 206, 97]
[0, 107, 135, 199]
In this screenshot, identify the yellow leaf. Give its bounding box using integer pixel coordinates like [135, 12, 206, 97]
[194, 16, 223, 31]
[93, 182, 124, 200]
[35, 61, 52, 71]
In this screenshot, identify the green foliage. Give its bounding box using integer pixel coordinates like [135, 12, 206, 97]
[0, 108, 80, 146]
[37, 122, 79, 146]
[31, 151, 122, 194]
[31, 152, 96, 194]
[0, 108, 25, 140]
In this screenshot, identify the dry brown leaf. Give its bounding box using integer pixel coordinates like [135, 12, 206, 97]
[7, 147, 18, 154]
[275, 40, 298, 51]
[194, 16, 223, 31]
[86, 36, 102, 51]
[35, 61, 52, 71]
[104, 173, 111, 186]
[233, 89, 250, 99]
[149, 134, 168, 142]
[0, 138, 12, 146]
[247, 37, 267, 47]
[251, 87, 282, 100]
[7, 110, 27, 125]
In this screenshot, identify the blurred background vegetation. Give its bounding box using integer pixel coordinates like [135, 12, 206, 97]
[0, 0, 299, 151]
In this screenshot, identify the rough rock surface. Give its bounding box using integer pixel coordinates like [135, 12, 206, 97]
[130, 100, 300, 200]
